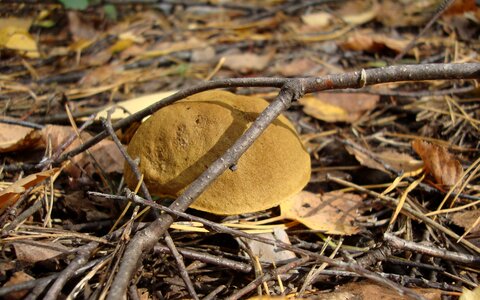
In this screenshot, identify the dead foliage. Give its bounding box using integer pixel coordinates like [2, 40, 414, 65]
[0, 1, 479, 299]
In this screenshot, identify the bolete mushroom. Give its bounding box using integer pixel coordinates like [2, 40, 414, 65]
[124, 90, 311, 215]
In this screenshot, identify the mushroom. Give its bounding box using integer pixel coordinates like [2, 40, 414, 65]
[124, 90, 311, 215]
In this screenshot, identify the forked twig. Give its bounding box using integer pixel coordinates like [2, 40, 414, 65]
[103, 64, 480, 299]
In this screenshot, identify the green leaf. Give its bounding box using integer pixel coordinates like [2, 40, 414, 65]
[59, 0, 89, 10]
[35, 20, 56, 28]
[103, 4, 117, 21]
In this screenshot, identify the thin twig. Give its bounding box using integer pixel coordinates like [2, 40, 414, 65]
[226, 256, 311, 300]
[384, 233, 480, 265]
[91, 190, 425, 300]
[54, 63, 480, 168]
[0, 258, 107, 298]
[393, 0, 456, 62]
[328, 175, 480, 254]
[0, 117, 44, 129]
[153, 244, 252, 273]
[43, 242, 99, 300]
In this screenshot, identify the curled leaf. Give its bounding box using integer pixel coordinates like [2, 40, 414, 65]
[412, 140, 463, 187]
[0, 122, 43, 153]
[0, 169, 58, 213]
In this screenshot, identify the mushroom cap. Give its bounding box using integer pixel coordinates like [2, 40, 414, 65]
[124, 90, 311, 215]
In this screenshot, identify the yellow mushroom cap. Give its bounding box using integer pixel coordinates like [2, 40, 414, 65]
[124, 90, 311, 215]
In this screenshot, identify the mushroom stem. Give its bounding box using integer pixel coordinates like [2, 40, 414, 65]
[106, 81, 305, 300]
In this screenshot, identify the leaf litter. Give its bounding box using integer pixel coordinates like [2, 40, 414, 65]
[0, 1, 479, 299]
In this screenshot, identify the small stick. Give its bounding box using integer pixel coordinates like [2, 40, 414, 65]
[43, 242, 99, 300]
[225, 256, 311, 300]
[328, 175, 480, 254]
[55, 63, 480, 167]
[154, 244, 252, 273]
[384, 233, 480, 266]
[91, 191, 425, 300]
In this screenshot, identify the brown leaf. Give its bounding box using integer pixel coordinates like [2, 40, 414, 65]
[336, 0, 379, 25]
[299, 92, 379, 123]
[222, 52, 273, 74]
[341, 30, 409, 53]
[64, 191, 115, 221]
[42, 125, 124, 177]
[80, 64, 119, 87]
[280, 191, 364, 235]
[0, 122, 43, 153]
[412, 140, 463, 187]
[451, 209, 480, 234]
[444, 0, 477, 16]
[14, 241, 70, 263]
[0, 169, 58, 214]
[376, 1, 434, 27]
[275, 58, 319, 77]
[2, 271, 35, 300]
[319, 281, 441, 300]
[346, 144, 423, 174]
[67, 11, 98, 42]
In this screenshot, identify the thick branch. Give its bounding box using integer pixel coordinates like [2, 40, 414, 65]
[54, 63, 480, 167]
[106, 81, 306, 300]
[104, 63, 480, 299]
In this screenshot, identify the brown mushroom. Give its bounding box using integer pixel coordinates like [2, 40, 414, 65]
[124, 90, 311, 215]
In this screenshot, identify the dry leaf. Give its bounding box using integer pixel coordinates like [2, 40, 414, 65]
[80, 64, 120, 87]
[275, 58, 319, 77]
[138, 288, 150, 300]
[341, 30, 409, 53]
[302, 1, 378, 28]
[248, 297, 286, 300]
[300, 95, 349, 122]
[191, 46, 216, 63]
[0, 17, 39, 58]
[451, 210, 480, 234]
[336, 0, 379, 25]
[14, 241, 70, 263]
[319, 281, 441, 300]
[345, 144, 423, 174]
[2, 271, 35, 300]
[412, 140, 463, 187]
[0, 169, 58, 213]
[64, 191, 115, 221]
[280, 191, 363, 235]
[460, 286, 480, 300]
[42, 125, 124, 177]
[238, 228, 296, 264]
[67, 11, 98, 42]
[0, 123, 43, 153]
[376, 0, 436, 27]
[299, 93, 379, 123]
[222, 52, 273, 74]
[444, 0, 477, 16]
[92, 90, 177, 121]
[301, 11, 334, 28]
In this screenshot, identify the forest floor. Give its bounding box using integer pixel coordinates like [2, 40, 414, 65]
[0, 1, 480, 299]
